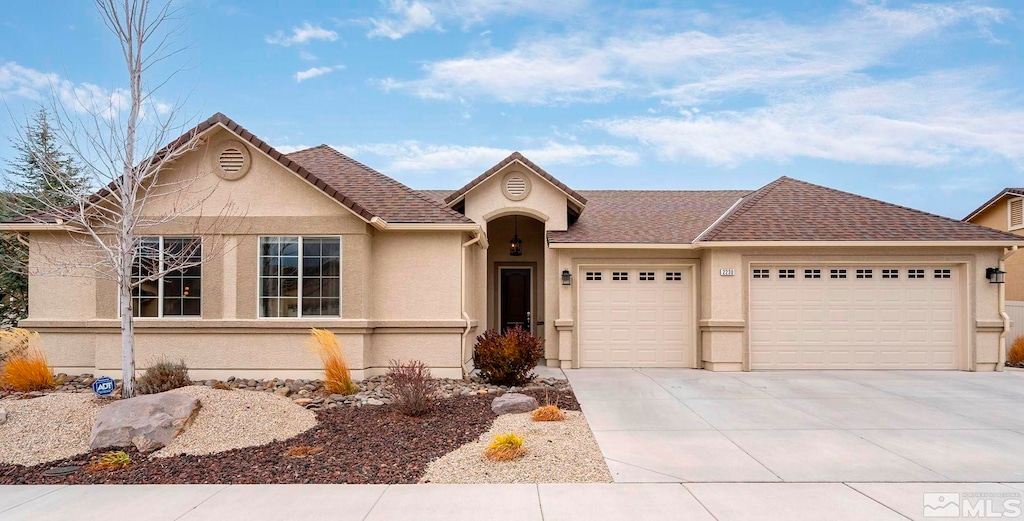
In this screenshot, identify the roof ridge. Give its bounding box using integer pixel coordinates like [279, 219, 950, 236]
[700, 176, 788, 241]
[299, 146, 471, 223]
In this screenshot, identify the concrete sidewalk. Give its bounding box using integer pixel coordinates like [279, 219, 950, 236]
[3, 482, 1023, 520]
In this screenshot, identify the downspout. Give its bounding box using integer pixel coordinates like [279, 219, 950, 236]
[999, 246, 1019, 371]
[460, 231, 483, 375]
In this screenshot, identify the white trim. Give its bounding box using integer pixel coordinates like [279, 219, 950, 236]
[497, 265, 535, 332]
[549, 242, 696, 249]
[692, 197, 746, 243]
[696, 240, 1024, 248]
[965, 191, 1024, 222]
[0, 223, 82, 232]
[369, 217, 481, 232]
[120, 236, 203, 319]
[256, 235, 343, 319]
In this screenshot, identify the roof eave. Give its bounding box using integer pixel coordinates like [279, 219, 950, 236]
[695, 240, 1024, 248]
[963, 190, 1024, 222]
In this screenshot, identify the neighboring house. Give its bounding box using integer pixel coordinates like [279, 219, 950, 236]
[1, 113, 1021, 379]
[965, 189, 1024, 301]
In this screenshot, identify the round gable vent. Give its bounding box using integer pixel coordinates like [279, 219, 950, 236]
[212, 141, 251, 180]
[502, 172, 531, 201]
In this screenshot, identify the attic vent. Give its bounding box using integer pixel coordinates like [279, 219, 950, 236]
[1011, 198, 1024, 229]
[212, 141, 251, 180]
[502, 172, 531, 201]
[219, 148, 245, 173]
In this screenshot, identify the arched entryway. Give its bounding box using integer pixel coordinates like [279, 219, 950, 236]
[486, 214, 545, 336]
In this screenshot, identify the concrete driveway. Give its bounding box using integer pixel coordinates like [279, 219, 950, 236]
[565, 368, 1024, 483]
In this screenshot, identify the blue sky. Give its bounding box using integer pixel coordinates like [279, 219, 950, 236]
[1, 0, 1021, 219]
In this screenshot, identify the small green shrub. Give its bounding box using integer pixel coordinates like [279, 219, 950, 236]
[137, 358, 191, 395]
[473, 325, 544, 386]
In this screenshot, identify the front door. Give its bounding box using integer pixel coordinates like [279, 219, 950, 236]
[500, 268, 531, 332]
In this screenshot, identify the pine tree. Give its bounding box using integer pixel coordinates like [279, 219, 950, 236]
[0, 109, 89, 326]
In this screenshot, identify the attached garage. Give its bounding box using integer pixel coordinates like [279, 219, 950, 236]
[578, 266, 694, 367]
[748, 264, 962, 369]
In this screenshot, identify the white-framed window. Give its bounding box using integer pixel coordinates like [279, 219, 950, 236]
[752, 268, 770, 279]
[259, 236, 341, 318]
[934, 269, 951, 279]
[132, 236, 202, 318]
[856, 269, 873, 279]
[882, 269, 899, 279]
[804, 269, 821, 279]
[665, 271, 682, 281]
[830, 269, 847, 279]
[612, 271, 628, 281]
[779, 269, 795, 279]
[1009, 197, 1024, 230]
[639, 271, 655, 281]
[585, 271, 602, 281]
[908, 269, 925, 279]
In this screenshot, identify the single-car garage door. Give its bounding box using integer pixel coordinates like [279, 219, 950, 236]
[749, 265, 961, 369]
[579, 267, 692, 367]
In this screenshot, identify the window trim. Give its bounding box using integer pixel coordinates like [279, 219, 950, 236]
[257, 235, 343, 319]
[127, 236, 204, 319]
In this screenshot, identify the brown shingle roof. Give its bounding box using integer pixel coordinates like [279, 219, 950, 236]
[444, 152, 587, 206]
[418, 190, 454, 202]
[547, 190, 750, 244]
[702, 177, 1022, 242]
[963, 188, 1024, 222]
[287, 146, 473, 224]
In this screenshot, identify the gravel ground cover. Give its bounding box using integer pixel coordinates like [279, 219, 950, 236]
[0, 394, 106, 466]
[0, 389, 580, 484]
[420, 410, 611, 484]
[154, 386, 317, 458]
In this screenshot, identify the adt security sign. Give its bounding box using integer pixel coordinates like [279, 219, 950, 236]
[92, 377, 116, 396]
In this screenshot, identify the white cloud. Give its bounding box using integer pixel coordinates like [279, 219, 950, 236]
[294, 65, 344, 83]
[592, 70, 1024, 168]
[266, 22, 338, 46]
[383, 2, 1008, 104]
[368, 0, 438, 40]
[1, 61, 163, 120]
[365, 0, 584, 39]
[336, 140, 638, 173]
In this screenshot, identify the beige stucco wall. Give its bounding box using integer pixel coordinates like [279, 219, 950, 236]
[22, 126, 469, 380]
[968, 201, 1024, 301]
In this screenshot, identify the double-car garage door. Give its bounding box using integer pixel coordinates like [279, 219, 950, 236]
[749, 265, 961, 369]
[578, 263, 962, 370]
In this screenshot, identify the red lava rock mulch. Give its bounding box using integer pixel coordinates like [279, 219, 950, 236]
[0, 388, 579, 485]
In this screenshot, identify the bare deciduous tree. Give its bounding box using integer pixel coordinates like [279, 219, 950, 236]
[2, 0, 241, 397]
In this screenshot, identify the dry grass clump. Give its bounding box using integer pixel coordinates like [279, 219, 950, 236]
[307, 328, 357, 395]
[484, 432, 526, 462]
[532, 405, 565, 422]
[0, 347, 55, 392]
[285, 445, 324, 458]
[386, 359, 436, 417]
[1009, 336, 1024, 366]
[137, 357, 191, 395]
[88, 450, 131, 471]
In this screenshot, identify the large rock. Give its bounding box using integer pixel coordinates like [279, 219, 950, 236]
[491, 393, 538, 415]
[90, 393, 200, 453]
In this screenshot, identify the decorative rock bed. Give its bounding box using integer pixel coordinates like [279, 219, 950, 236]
[2, 373, 572, 411]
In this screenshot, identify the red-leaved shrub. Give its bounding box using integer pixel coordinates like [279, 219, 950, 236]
[385, 359, 436, 416]
[473, 325, 544, 386]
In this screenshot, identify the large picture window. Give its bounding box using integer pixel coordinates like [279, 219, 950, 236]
[132, 237, 202, 318]
[259, 236, 341, 318]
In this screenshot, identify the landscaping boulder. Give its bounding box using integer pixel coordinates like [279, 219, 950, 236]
[491, 393, 538, 415]
[89, 393, 200, 453]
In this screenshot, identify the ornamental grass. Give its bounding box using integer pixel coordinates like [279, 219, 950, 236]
[308, 328, 358, 395]
[484, 432, 527, 462]
[1009, 335, 1024, 366]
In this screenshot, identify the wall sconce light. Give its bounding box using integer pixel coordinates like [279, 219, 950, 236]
[986, 267, 1006, 284]
[561, 269, 572, 285]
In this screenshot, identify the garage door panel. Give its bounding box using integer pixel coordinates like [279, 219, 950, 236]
[580, 267, 692, 368]
[750, 265, 960, 370]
